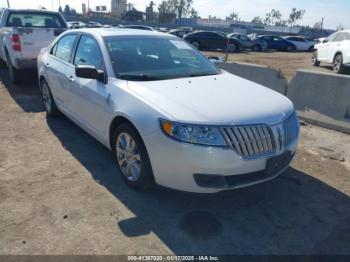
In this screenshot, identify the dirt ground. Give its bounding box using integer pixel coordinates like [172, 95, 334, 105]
[204, 51, 334, 81]
[0, 69, 350, 255]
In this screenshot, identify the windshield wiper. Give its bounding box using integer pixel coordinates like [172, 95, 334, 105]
[118, 74, 163, 81]
[188, 72, 218, 78]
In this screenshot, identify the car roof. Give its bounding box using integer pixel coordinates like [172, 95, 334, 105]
[6, 8, 61, 14]
[66, 28, 172, 38]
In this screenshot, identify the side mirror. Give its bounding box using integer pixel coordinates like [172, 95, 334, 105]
[75, 65, 106, 83]
[322, 39, 328, 44]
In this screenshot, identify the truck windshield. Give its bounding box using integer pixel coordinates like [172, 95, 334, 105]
[104, 36, 221, 81]
[6, 12, 66, 28]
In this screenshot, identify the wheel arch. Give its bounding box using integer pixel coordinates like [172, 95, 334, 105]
[333, 51, 343, 62]
[109, 115, 142, 149]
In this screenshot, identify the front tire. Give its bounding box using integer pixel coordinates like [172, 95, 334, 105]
[112, 123, 154, 190]
[227, 43, 237, 52]
[333, 54, 345, 74]
[40, 79, 60, 117]
[312, 50, 320, 66]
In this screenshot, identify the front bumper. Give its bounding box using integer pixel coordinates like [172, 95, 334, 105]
[145, 129, 298, 193]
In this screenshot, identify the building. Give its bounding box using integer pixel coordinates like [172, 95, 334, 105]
[111, 0, 127, 20]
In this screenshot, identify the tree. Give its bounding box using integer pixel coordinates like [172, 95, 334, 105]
[336, 24, 344, 31]
[264, 9, 282, 26]
[64, 4, 71, 15]
[313, 22, 322, 30]
[288, 8, 305, 29]
[176, 0, 193, 19]
[158, 1, 177, 23]
[189, 8, 199, 18]
[251, 16, 263, 24]
[228, 12, 239, 21]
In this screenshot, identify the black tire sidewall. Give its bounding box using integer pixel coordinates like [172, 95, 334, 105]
[40, 79, 60, 117]
[6, 53, 20, 84]
[112, 123, 154, 190]
[333, 54, 344, 74]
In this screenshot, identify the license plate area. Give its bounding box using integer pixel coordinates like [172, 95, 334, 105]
[266, 151, 292, 175]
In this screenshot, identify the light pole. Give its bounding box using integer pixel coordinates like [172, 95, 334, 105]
[7, 0, 10, 8]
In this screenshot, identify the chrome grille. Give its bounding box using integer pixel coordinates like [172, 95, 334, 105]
[221, 125, 276, 158]
[283, 112, 299, 146]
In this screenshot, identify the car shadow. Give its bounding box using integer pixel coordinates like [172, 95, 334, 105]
[0, 68, 44, 113]
[45, 115, 350, 255]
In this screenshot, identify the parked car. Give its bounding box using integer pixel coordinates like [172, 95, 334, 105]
[85, 21, 103, 28]
[0, 8, 67, 83]
[283, 36, 315, 51]
[67, 21, 86, 29]
[312, 30, 350, 74]
[37, 28, 299, 193]
[169, 28, 192, 38]
[258, 35, 296, 52]
[228, 33, 267, 52]
[121, 25, 155, 31]
[184, 31, 241, 52]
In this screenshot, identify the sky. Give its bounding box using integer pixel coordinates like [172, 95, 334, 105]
[1, 0, 349, 29]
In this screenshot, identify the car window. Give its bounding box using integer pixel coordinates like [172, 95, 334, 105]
[273, 36, 281, 41]
[54, 34, 77, 62]
[239, 35, 249, 41]
[328, 33, 338, 42]
[74, 35, 103, 70]
[6, 11, 65, 28]
[333, 33, 344, 42]
[104, 37, 220, 81]
[344, 33, 350, 40]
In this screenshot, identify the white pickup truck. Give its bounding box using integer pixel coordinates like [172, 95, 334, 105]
[0, 9, 67, 84]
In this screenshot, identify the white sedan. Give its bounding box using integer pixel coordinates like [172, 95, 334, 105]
[283, 36, 315, 51]
[37, 28, 299, 193]
[312, 30, 350, 74]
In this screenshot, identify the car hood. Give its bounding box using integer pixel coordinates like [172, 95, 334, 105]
[126, 72, 294, 126]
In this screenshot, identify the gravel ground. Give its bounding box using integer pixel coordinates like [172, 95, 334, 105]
[0, 69, 349, 255]
[203, 51, 336, 80]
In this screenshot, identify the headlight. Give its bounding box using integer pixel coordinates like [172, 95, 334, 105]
[160, 119, 227, 147]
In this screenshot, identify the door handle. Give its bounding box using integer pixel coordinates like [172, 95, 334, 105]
[66, 75, 75, 82]
[45, 62, 50, 67]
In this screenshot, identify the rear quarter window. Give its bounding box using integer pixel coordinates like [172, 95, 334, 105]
[6, 12, 66, 28]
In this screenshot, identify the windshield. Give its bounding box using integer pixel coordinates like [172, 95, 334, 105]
[6, 12, 66, 28]
[104, 36, 221, 81]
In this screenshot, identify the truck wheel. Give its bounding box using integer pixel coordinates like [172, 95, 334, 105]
[6, 52, 21, 85]
[112, 123, 154, 191]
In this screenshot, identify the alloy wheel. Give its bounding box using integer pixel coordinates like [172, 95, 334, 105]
[116, 132, 141, 182]
[42, 82, 52, 113]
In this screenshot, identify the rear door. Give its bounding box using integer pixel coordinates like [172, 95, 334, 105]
[6, 11, 66, 60]
[45, 34, 78, 109]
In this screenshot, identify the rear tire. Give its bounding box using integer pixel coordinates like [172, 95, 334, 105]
[227, 43, 238, 52]
[112, 123, 154, 191]
[40, 79, 61, 117]
[6, 52, 21, 84]
[333, 54, 345, 74]
[252, 44, 262, 52]
[312, 50, 320, 66]
[286, 45, 296, 52]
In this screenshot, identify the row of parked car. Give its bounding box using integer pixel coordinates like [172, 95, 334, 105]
[68, 21, 316, 53]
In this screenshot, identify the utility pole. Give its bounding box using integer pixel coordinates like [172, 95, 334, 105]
[321, 17, 324, 30]
[7, 0, 10, 8]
